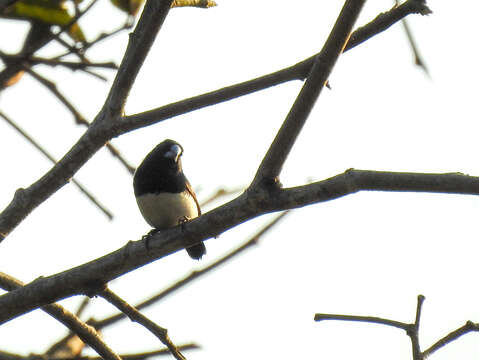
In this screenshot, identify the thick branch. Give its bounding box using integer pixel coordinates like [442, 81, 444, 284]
[101, 0, 173, 118]
[0, 169, 478, 323]
[0, 272, 121, 360]
[92, 211, 288, 329]
[251, 0, 365, 187]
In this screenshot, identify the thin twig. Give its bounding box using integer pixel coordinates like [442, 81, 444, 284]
[422, 321, 479, 358]
[75, 297, 92, 318]
[28, 57, 118, 70]
[408, 295, 425, 360]
[3, 344, 199, 360]
[116, 344, 199, 360]
[101, 0, 174, 117]
[199, 187, 244, 207]
[25, 68, 136, 174]
[98, 287, 187, 360]
[0, 272, 121, 360]
[314, 313, 408, 330]
[81, 21, 134, 53]
[395, 0, 430, 76]
[0, 110, 113, 220]
[0, 0, 99, 87]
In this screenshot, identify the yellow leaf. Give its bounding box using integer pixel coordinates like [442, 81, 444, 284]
[171, 0, 217, 8]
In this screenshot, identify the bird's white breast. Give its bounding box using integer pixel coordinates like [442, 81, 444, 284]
[136, 192, 199, 230]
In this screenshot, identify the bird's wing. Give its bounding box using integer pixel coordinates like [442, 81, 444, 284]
[185, 179, 201, 216]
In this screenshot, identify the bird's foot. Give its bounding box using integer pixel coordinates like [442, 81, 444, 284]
[142, 228, 159, 250]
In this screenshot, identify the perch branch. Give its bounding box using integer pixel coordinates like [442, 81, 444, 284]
[2, 169, 479, 323]
[92, 211, 289, 329]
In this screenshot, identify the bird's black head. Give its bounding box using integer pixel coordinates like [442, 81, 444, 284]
[133, 139, 187, 196]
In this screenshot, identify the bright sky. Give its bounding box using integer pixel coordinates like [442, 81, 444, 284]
[1, 1, 479, 359]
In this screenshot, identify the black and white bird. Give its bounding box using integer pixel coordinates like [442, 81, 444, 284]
[133, 139, 206, 260]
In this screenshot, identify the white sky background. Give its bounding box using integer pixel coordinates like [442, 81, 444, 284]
[0, 0, 479, 359]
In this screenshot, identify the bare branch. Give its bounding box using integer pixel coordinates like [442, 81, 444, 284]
[394, 0, 430, 75]
[2, 345, 200, 360]
[199, 187, 244, 207]
[314, 313, 408, 331]
[2, 169, 479, 323]
[92, 211, 289, 329]
[422, 321, 479, 358]
[25, 68, 136, 174]
[116, 344, 200, 360]
[101, 0, 174, 118]
[0, 272, 121, 360]
[48, 211, 287, 354]
[28, 57, 118, 71]
[315, 294, 479, 359]
[400, 17, 430, 75]
[98, 287, 187, 360]
[116, 0, 431, 135]
[408, 295, 425, 360]
[0, 0, 430, 239]
[0, 110, 113, 220]
[79, 21, 134, 54]
[251, 0, 365, 188]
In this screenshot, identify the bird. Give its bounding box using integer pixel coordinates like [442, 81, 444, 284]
[133, 139, 206, 260]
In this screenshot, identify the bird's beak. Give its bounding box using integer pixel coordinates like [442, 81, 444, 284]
[164, 144, 182, 162]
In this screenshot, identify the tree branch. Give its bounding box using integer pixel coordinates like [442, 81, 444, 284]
[251, 0, 365, 188]
[24, 67, 136, 175]
[0, 0, 99, 88]
[408, 295, 425, 360]
[98, 287, 187, 360]
[0, 272, 121, 360]
[422, 321, 479, 358]
[0, 0, 430, 240]
[0, 110, 113, 220]
[314, 313, 408, 330]
[115, 0, 431, 136]
[100, 0, 173, 119]
[92, 211, 289, 329]
[1, 169, 478, 323]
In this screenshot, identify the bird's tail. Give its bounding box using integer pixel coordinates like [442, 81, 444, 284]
[186, 242, 206, 260]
